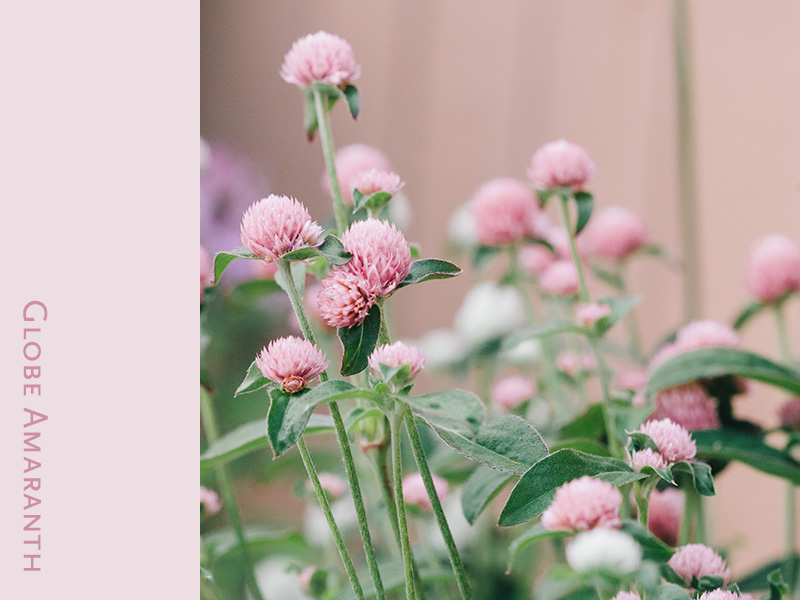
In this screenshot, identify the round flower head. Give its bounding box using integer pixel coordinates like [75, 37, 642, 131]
[325, 143, 393, 199]
[668, 544, 731, 586]
[651, 383, 720, 431]
[541, 476, 622, 531]
[316, 269, 376, 328]
[631, 448, 667, 472]
[746, 234, 800, 302]
[638, 418, 696, 464]
[200, 486, 222, 515]
[587, 206, 647, 262]
[470, 178, 539, 246]
[528, 139, 596, 191]
[576, 302, 611, 327]
[368, 342, 426, 381]
[540, 260, 582, 297]
[648, 488, 684, 546]
[675, 320, 740, 352]
[614, 367, 648, 392]
[200, 245, 213, 299]
[566, 529, 641, 574]
[492, 375, 536, 410]
[255, 336, 329, 393]
[240, 195, 324, 261]
[312, 472, 345, 499]
[779, 398, 800, 430]
[280, 31, 361, 88]
[350, 168, 405, 198]
[403, 473, 449, 511]
[611, 592, 641, 600]
[340, 219, 413, 297]
[519, 244, 555, 276]
[698, 592, 742, 600]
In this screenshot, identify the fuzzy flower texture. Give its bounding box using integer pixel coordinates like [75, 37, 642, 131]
[368, 341, 426, 381]
[632, 418, 696, 470]
[668, 543, 731, 586]
[240, 195, 323, 262]
[471, 178, 539, 247]
[528, 139, 596, 192]
[745, 234, 800, 303]
[541, 476, 622, 531]
[280, 31, 361, 88]
[255, 336, 328, 394]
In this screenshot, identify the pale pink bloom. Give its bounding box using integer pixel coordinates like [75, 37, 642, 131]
[200, 246, 213, 298]
[314, 472, 345, 499]
[546, 226, 590, 260]
[746, 234, 800, 302]
[576, 302, 611, 326]
[541, 476, 622, 531]
[402, 473, 449, 511]
[200, 486, 222, 515]
[470, 178, 540, 246]
[648, 488, 684, 546]
[540, 260, 581, 297]
[586, 206, 647, 262]
[697, 592, 742, 600]
[255, 336, 328, 393]
[556, 351, 596, 376]
[638, 418, 696, 464]
[778, 398, 800, 430]
[651, 383, 720, 431]
[350, 168, 405, 198]
[611, 593, 641, 600]
[280, 31, 361, 88]
[316, 269, 376, 328]
[668, 544, 731, 586]
[297, 566, 316, 593]
[528, 139, 596, 191]
[614, 367, 648, 392]
[324, 143, 393, 199]
[251, 259, 279, 279]
[492, 375, 537, 410]
[240, 195, 324, 261]
[340, 219, 413, 297]
[519, 244, 555, 276]
[368, 342, 426, 381]
[674, 320, 740, 352]
[631, 448, 667, 472]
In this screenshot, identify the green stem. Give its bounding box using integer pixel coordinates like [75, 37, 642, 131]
[633, 479, 655, 528]
[378, 298, 391, 346]
[200, 387, 267, 600]
[617, 263, 643, 362]
[556, 195, 590, 303]
[313, 88, 349, 233]
[391, 408, 418, 600]
[404, 410, 473, 600]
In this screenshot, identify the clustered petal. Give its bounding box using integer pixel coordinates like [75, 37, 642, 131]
[470, 178, 540, 246]
[402, 473, 449, 511]
[650, 382, 720, 431]
[649, 319, 740, 373]
[528, 139, 596, 191]
[631, 448, 667, 472]
[541, 476, 622, 531]
[586, 206, 647, 262]
[240, 195, 324, 261]
[637, 418, 697, 464]
[280, 31, 361, 88]
[350, 168, 405, 198]
[316, 269, 377, 328]
[668, 543, 731, 586]
[745, 234, 800, 303]
[492, 375, 537, 410]
[255, 336, 329, 393]
[697, 592, 742, 600]
[368, 341, 427, 381]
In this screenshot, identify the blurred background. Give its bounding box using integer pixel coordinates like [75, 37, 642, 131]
[201, 0, 800, 585]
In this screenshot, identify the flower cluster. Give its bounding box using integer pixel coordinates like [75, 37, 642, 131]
[541, 476, 622, 531]
[668, 544, 731, 586]
[280, 31, 361, 88]
[255, 336, 328, 393]
[631, 418, 696, 469]
[528, 139, 596, 192]
[745, 234, 800, 302]
[240, 195, 324, 261]
[368, 341, 426, 381]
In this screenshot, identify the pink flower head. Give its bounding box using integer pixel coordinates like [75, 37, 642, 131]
[200, 486, 222, 515]
[668, 544, 731, 586]
[470, 178, 540, 246]
[541, 476, 622, 531]
[350, 168, 405, 198]
[368, 342, 426, 381]
[492, 375, 537, 410]
[674, 320, 740, 353]
[611, 593, 641, 600]
[313, 472, 345, 499]
[576, 302, 611, 327]
[587, 207, 647, 262]
[528, 139, 596, 192]
[240, 195, 324, 261]
[697, 592, 741, 600]
[325, 143, 393, 199]
[519, 244, 555, 276]
[200, 246, 213, 298]
[638, 418, 696, 464]
[402, 473, 449, 511]
[631, 448, 667, 472]
[778, 398, 800, 430]
[255, 336, 328, 393]
[614, 367, 648, 392]
[556, 351, 596, 376]
[540, 260, 582, 297]
[340, 219, 413, 297]
[648, 488, 684, 546]
[297, 566, 316, 593]
[651, 383, 720, 431]
[280, 31, 361, 88]
[746, 234, 800, 302]
[316, 269, 376, 328]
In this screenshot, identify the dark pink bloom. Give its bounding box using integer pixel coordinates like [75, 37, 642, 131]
[240, 195, 323, 261]
[668, 544, 731, 585]
[340, 219, 413, 297]
[638, 418, 696, 464]
[470, 178, 540, 246]
[746, 234, 800, 302]
[255, 336, 328, 393]
[586, 206, 647, 262]
[651, 383, 720, 431]
[316, 269, 376, 328]
[528, 139, 596, 191]
[541, 476, 622, 531]
[280, 31, 361, 88]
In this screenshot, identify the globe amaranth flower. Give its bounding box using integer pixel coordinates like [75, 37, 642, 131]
[340, 218, 413, 297]
[586, 206, 647, 262]
[779, 398, 800, 430]
[255, 336, 328, 394]
[368, 342, 426, 381]
[614, 367, 648, 392]
[650, 382, 720, 431]
[402, 473, 449, 511]
[280, 31, 361, 88]
[491, 375, 536, 410]
[470, 178, 540, 246]
[556, 351, 596, 377]
[674, 320, 740, 352]
[240, 195, 324, 261]
[200, 486, 222, 515]
[746, 234, 800, 302]
[540, 260, 583, 297]
[528, 139, 596, 192]
[576, 302, 611, 327]
[316, 269, 377, 329]
[566, 529, 641, 574]
[541, 476, 622, 531]
[324, 143, 393, 200]
[630, 448, 667, 472]
[697, 592, 743, 600]
[668, 543, 731, 586]
[350, 168, 405, 198]
[648, 488, 684, 546]
[637, 418, 697, 464]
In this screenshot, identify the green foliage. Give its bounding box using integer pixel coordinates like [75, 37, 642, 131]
[573, 191, 593, 235]
[507, 523, 572, 572]
[234, 361, 273, 397]
[213, 248, 261, 283]
[461, 466, 514, 525]
[338, 305, 381, 376]
[397, 258, 462, 289]
[403, 389, 484, 437]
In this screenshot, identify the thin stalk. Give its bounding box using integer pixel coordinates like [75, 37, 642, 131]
[313, 88, 349, 233]
[404, 410, 473, 600]
[556, 196, 590, 303]
[617, 263, 643, 362]
[391, 408, 418, 600]
[200, 387, 266, 600]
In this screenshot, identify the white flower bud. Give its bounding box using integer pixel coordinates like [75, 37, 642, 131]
[566, 528, 641, 575]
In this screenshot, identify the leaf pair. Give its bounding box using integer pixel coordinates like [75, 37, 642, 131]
[303, 82, 360, 140]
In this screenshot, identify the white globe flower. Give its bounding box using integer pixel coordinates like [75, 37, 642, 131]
[500, 338, 541, 367]
[566, 529, 642, 575]
[448, 203, 478, 248]
[454, 282, 525, 346]
[414, 328, 467, 369]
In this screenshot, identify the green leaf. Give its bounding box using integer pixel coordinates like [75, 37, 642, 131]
[267, 381, 379, 456]
[646, 347, 800, 399]
[769, 569, 790, 600]
[549, 438, 610, 457]
[344, 406, 384, 432]
[499, 449, 645, 526]
[620, 520, 675, 561]
[594, 295, 642, 336]
[653, 583, 691, 600]
[303, 88, 319, 140]
[733, 299, 767, 330]
[338, 304, 382, 376]
[628, 431, 660, 453]
[352, 189, 393, 213]
[504, 321, 590, 349]
[404, 389, 484, 437]
[280, 246, 320, 262]
[397, 258, 462, 289]
[305, 413, 336, 434]
[590, 265, 625, 292]
[432, 416, 548, 474]
[574, 191, 593, 235]
[559, 404, 606, 441]
[342, 84, 360, 119]
[213, 249, 261, 283]
[234, 361, 273, 397]
[461, 466, 514, 525]
[507, 523, 573, 572]
[473, 245, 502, 270]
[201, 420, 270, 473]
[230, 278, 282, 303]
[202, 527, 307, 562]
[738, 557, 799, 592]
[317, 234, 352, 265]
[661, 564, 689, 587]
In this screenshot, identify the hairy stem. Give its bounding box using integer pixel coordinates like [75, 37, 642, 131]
[313, 88, 349, 233]
[391, 408, 417, 600]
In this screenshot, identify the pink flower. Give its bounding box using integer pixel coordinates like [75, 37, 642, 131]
[746, 234, 800, 302]
[631, 448, 667, 472]
[540, 260, 582, 297]
[697, 592, 741, 600]
[340, 219, 413, 297]
[546, 226, 590, 260]
[778, 398, 800, 430]
[541, 476, 622, 531]
[314, 472, 345, 499]
[316, 269, 376, 328]
[519, 244, 555, 276]
[325, 144, 393, 199]
[403, 473, 449, 511]
[492, 375, 537, 410]
[200, 246, 213, 298]
[638, 418, 696, 464]
[674, 320, 740, 352]
[651, 383, 720, 431]
[668, 544, 731, 586]
[368, 342, 426, 381]
[240, 195, 324, 261]
[350, 168, 405, 198]
[280, 31, 361, 88]
[297, 566, 316, 593]
[614, 368, 648, 392]
[528, 139, 596, 192]
[556, 351, 596, 376]
[470, 178, 540, 246]
[648, 488, 684, 546]
[255, 336, 328, 393]
[586, 206, 647, 262]
[200, 486, 222, 515]
[611, 593, 641, 600]
[576, 302, 611, 326]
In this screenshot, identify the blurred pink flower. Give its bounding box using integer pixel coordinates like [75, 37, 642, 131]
[675, 320, 740, 352]
[240, 195, 323, 261]
[403, 473, 449, 511]
[492, 375, 537, 410]
[556, 351, 596, 376]
[255, 336, 328, 393]
[280, 31, 361, 88]
[470, 178, 540, 246]
[368, 342, 426, 381]
[200, 486, 222, 515]
[540, 260, 582, 297]
[614, 367, 648, 392]
[668, 543, 731, 586]
[631, 448, 667, 472]
[317, 269, 376, 328]
[519, 244, 555, 276]
[638, 418, 696, 464]
[611, 593, 641, 600]
[325, 143, 393, 199]
[350, 168, 405, 198]
[651, 383, 720, 431]
[648, 488, 684, 546]
[778, 398, 800, 430]
[697, 592, 741, 600]
[200, 246, 213, 299]
[528, 139, 596, 192]
[314, 472, 345, 499]
[340, 218, 413, 297]
[586, 206, 647, 262]
[746, 234, 800, 302]
[541, 476, 622, 531]
[576, 302, 611, 326]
